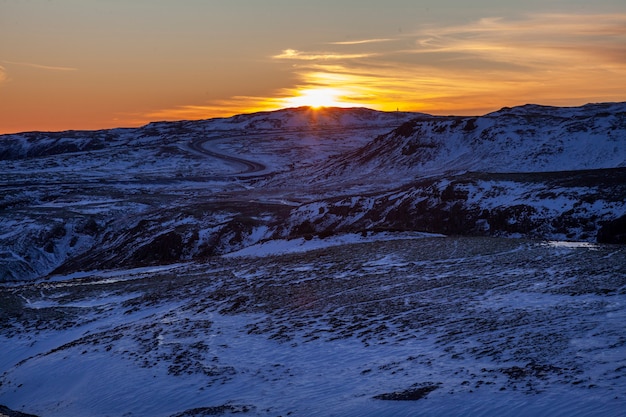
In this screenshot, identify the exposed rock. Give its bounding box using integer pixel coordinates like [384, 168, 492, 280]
[374, 384, 440, 401]
[169, 404, 254, 417]
[0, 405, 39, 417]
[597, 214, 626, 244]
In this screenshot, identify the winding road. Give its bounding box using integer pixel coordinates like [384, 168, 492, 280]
[188, 134, 267, 175]
[186, 125, 394, 178]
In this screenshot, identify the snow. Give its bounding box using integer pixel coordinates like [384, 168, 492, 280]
[2, 237, 626, 416]
[224, 232, 443, 258]
[22, 292, 141, 309]
[43, 263, 192, 284]
[314, 102, 626, 190]
[1, 104, 626, 416]
[543, 241, 600, 250]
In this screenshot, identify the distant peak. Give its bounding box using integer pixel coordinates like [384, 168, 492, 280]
[485, 101, 626, 118]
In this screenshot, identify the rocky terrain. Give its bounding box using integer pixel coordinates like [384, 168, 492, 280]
[0, 103, 625, 416]
[1, 236, 625, 416]
[1, 103, 625, 283]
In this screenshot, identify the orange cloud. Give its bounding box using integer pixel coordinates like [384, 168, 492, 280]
[330, 38, 394, 45]
[141, 96, 277, 123]
[133, 13, 626, 125]
[273, 48, 374, 61]
[2, 60, 78, 72]
[412, 14, 626, 69]
[267, 13, 626, 115]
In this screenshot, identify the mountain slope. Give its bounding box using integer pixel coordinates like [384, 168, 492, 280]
[286, 168, 626, 243]
[0, 107, 419, 281]
[1, 104, 626, 416]
[305, 102, 626, 188]
[276, 102, 626, 244]
[1, 103, 625, 282]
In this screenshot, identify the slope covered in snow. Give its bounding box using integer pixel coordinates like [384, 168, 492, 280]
[272, 102, 626, 245]
[1, 236, 625, 417]
[0, 107, 418, 281]
[307, 102, 626, 186]
[1, 103, 626, 416]
[2, 103, 626, 282]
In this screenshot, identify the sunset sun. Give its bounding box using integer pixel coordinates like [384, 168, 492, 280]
[284, 88, 348, 109]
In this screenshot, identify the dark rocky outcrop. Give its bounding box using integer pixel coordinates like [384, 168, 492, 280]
[0, 405, 39, 417]
[374, 384, 440, 401]
[597, 214, 626, 244]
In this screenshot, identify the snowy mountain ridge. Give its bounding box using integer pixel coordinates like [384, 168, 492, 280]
[197, 106, 423, 130]
[309, 101, 626, 187]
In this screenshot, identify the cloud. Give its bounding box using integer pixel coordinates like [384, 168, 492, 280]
[411, 14, 626, 69]
[140, 95, 277, 123]
[136, 13, 626, 124]
[268, 13, 626, 115]
[330, 38, 394, 45]
[2, 60, 78, 71]
[272, 48, 373, 61]
[0, 65, 6, 84]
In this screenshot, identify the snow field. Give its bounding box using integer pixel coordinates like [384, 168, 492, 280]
[1, 236, 625, 416]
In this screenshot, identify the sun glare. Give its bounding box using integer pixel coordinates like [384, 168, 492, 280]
[284, 88, 349, 109]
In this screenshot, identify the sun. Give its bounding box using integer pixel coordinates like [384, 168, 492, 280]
[284, 88, 348, 109]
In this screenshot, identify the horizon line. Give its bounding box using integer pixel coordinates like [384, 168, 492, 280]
[1, 100, 623, 136]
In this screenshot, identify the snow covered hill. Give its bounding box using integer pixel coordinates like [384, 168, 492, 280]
[206, 105, 422, 130]
[1, 104, 626, 417]
[306, 102, 626, 185]
[0, 107, 418, 282]
[1, 103, 625, 283]
[275, 102, 626, 246]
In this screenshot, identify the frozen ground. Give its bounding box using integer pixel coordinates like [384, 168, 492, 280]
[1, 235, 625, 416]
[1, 104, 625, 416]
[1, 105, 625, 282]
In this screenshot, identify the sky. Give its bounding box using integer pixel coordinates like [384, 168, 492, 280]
[1, 0, 625, 134]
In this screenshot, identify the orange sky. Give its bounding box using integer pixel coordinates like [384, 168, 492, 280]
[1, 1, 626, 134]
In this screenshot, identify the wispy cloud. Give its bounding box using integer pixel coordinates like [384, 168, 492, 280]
[412, 14, 626, 68]
[273, 48, 374, 61]
[330, 38, 394, 45]
[136, 13, 626, 124]
[2, 60, 78, 72]
[268, 13, 626, 114]
[141, 96, 275, 123]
